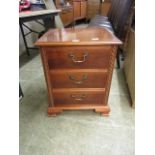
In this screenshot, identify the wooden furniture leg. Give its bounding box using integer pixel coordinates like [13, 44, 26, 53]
[48, 107, 63, 117]
[95, 106, 110, 117]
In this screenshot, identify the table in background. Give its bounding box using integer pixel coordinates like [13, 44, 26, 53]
[19, 4, 60, 56]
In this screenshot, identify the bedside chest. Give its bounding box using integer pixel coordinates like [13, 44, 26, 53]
[35, 28, 122, 116]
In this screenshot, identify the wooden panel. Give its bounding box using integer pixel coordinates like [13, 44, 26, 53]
[45, 46, 112, 69]
[53, 88, 106, 105]
[81, 1, 87, 18]
[124, 28, 135, 107]
[87, 0, 100, 19]
[50, 69, 108, 88]
[73, 1, 81, 19]
[35, 28, 122, 46]
[101, 1, 111, 16]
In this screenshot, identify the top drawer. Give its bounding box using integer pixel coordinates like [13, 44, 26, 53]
[44, 46, 113, 69]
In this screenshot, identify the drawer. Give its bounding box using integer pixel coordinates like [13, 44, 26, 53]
[50, 69, 108, 88]
[52, 88, 106, 106]
[45, 46, 112, 69]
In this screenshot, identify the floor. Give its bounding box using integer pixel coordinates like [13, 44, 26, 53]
[19, 24, 135, 155]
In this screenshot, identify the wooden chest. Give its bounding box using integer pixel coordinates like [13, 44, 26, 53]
[35, 28, 122, 116]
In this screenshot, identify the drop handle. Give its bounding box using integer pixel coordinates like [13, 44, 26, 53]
[69, 75, 88, 84]
[68, 53, 88, 63]
[70, 94, 87, 101]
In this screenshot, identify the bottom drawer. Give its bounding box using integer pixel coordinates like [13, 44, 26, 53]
[52, 88, 106, 106]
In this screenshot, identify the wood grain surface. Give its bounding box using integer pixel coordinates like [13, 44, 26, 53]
[35, 28, 122, 116]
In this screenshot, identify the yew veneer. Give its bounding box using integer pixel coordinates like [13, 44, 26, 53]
[35, 28, 122, 116]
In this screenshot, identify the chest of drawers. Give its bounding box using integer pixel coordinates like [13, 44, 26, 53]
[35, 28, 122, 116]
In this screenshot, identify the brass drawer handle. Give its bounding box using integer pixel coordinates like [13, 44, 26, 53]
[70, 94, 87, 101]
[68, 53, 88, 63]
[69, 75, 88, 84]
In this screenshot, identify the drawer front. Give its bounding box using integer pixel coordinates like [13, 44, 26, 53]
[53, 88, 106, 105]
[50, 69, 108, 88]
[45, 46, 112, 69]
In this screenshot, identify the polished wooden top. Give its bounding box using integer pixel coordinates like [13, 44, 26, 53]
[35, 28, 122, 46]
